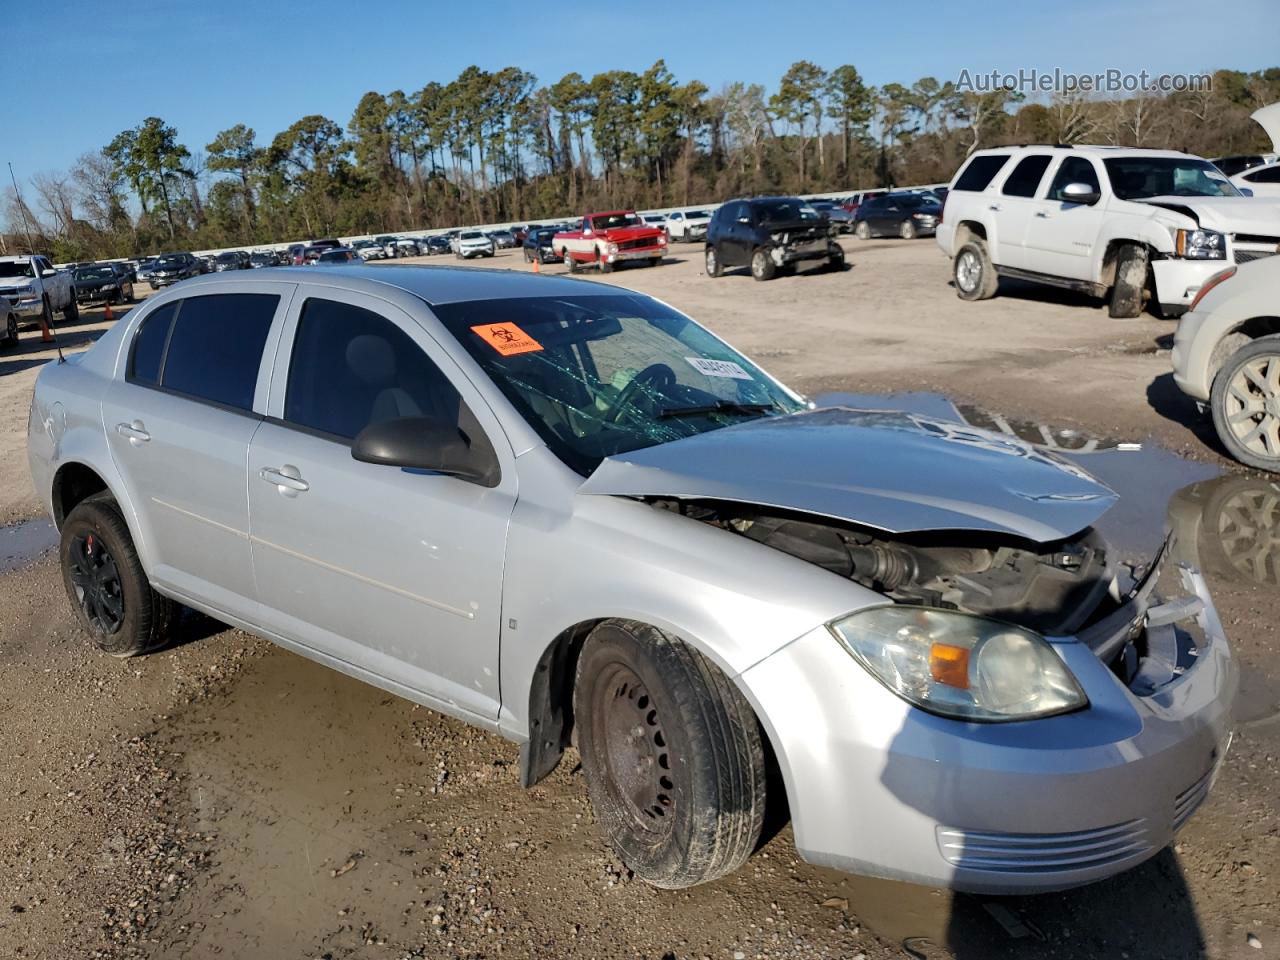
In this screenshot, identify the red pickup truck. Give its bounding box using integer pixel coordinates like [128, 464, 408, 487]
[553, 210, 668, 273]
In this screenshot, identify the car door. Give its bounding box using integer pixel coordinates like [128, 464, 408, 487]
[100, 286, 292, 615]
[246, 286, 517, 723]
[990, 153, 1053, 270]
[1024, 155, 1107, 279]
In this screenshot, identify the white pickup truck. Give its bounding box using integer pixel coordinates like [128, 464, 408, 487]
[0, 255, 78, 329]
[937, 145, 1280, 318]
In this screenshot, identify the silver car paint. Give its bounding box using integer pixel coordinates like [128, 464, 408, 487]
[27, 267, 1236, 893]
[580, 407, 1118, 542]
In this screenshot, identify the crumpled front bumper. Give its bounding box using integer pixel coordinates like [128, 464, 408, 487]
[738, 562, 1236, 894]
[1152, 257, 1228, 309]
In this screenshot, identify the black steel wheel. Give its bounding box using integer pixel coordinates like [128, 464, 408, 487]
[60, 498, 176, 657]
[575, 620, 766, 889]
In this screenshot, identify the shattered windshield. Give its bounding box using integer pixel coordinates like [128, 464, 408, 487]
[434, 294, 804, 474]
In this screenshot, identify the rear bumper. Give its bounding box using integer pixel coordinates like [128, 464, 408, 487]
[739, 566, 1236, 894]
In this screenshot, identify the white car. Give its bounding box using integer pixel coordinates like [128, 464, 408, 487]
[938, 145, 1280, 318]
[1231, 161, 1280, 199]
[1172, 255, 1280, 471]
[664, 209, 711, 243]
[455, 231, 495, 259]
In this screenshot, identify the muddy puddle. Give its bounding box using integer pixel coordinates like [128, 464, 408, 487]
[0, 516, 57, 575]
[45, 392, 1280, 956]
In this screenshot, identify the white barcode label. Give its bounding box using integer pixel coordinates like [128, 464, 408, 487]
[685, 357, 753, 380]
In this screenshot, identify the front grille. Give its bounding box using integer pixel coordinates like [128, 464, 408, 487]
[1234, 233, 1280, 245]
[1235, 248, 1278, 264]
[618, 237, 659, 251]
[936, 819, 1152, 874]
[1173, 768, 1214, 830]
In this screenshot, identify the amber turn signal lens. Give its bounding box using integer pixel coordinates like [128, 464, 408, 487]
[929, 642, 971, 689]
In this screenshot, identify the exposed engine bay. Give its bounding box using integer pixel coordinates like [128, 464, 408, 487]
[652, 499, 1119, 636]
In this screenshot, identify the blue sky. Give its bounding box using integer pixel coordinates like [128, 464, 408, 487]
[9, 0, 1279, 182]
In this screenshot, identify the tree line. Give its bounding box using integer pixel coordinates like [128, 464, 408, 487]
[4, 62, 1278, 260]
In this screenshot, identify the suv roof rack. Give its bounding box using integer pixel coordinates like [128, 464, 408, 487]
[1010, 143, 1074, 149]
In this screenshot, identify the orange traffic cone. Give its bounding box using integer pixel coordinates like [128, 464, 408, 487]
[103, 301, 114, 322]
[40, 319, 54, 343]
[531, 256, 540, 274]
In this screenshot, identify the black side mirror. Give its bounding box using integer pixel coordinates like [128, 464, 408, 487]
[351, 415, 500, 487]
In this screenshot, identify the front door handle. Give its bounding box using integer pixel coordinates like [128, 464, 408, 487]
[115, 420, 150, 445]
[1034, 211, 1050, 218]
[259, 465, 309, 496]
[988, 204, 1001, 212]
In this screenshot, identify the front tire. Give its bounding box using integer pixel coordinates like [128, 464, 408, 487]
[59, 498, 176, 657]
[899, 219, 917, 240]
[953, 240, 998, 301]
[575, 620, 767, 889]
[750, 248, 777, 282]
[854, 221, 871, 240]
[705, 245, 723, 278]
[1210, 336, 1280, 472]
[0, 310, 17, 349]
[1109, 243, 1149, 319]
[565, 251, 579, 274]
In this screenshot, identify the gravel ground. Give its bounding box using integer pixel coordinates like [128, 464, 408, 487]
[0, 241, 1276, 959]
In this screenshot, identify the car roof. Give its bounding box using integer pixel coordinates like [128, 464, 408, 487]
[166, 264, 623, 306]
[970, 144, 1202, 161]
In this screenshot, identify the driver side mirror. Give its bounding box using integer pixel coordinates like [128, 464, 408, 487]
[1060, 182, 1101, 205]
[736, 216, 752, 224]
[41, 269, 56, 278]
[351, 415, 500, 487]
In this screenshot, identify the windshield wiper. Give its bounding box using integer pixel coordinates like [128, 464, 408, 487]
[657, 400, 778, 419]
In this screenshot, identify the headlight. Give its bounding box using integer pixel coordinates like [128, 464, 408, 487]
[657, 234, 667, 245]
[1174, 228, 1225, 260]
[607, 243, 619, 253]
[828, 607, 1087, 722]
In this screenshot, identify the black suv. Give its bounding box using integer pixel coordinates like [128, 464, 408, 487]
[705, 197, 844, 281]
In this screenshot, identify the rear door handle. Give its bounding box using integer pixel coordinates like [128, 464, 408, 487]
[115, 420, 150, 444]
[259, 465, 309, 495]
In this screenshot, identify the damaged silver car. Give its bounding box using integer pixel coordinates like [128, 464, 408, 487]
[27, 266, 1235, 894]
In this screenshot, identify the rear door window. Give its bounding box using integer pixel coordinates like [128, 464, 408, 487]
[128, 302, 179, 386]
[1001, 155, 1052, 197]
[156, 293, 278, 411]
[953, 154, 1010, 192]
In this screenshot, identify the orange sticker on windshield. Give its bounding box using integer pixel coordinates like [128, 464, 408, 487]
[470, 322, 544, 356]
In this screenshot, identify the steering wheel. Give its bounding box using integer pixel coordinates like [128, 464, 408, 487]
[603, 363, 677, 424]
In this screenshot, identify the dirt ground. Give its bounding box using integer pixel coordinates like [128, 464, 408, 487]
[0, 240, 1276, 960]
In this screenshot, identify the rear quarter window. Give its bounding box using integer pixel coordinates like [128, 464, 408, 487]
[953, 154, 1010, 192]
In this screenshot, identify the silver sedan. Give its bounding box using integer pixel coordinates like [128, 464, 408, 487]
[27, 266, 1234, 893]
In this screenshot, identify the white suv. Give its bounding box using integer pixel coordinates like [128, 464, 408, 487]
[937, 145, 1280, 318]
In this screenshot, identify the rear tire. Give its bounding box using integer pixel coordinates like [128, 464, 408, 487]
[1109, 243, 1149, 319]
[59, 498, 176, 658]
[751, 248, 776, 282]
[953, 240, 998, 301]
[1210, 336, 1280, 472]
[827, 245, 846, 272]
[575, 620, 767, 889]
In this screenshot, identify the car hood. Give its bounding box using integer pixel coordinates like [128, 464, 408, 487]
[1137, 195, 1280, 233]
[596, 226, 663, 240]
[578, 407, 1117, 543]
